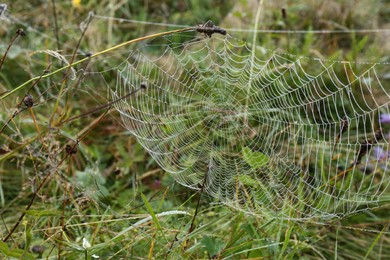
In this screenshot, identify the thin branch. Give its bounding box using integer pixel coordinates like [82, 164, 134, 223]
[2, 136, 70, 242]
[60, 86, 143, 125]
[0, 29, 25, 71]
[0, 64, 52, 135]
[50, 0, 61, 51]
[183, 172, 208, 251]
[0, 24, 193, 100]
[2, 108, 110, 242]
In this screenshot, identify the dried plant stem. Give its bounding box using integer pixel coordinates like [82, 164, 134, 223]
[50, 12, 94, 125]
[60, 86, 143, 125]
[29, 108, 40, 135]
[2, 130, 64, 242]
[0, 29, 25, 71]
[2, 108, 110, 242]
[0, 64, 51, 135]
[183, 173, 207, 251]
[244, 0, 264, 127]
[50, 0, 61, 51]
[1, 27, 192, 100]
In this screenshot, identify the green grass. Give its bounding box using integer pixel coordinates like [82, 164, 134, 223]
[0, 0, 389, 259]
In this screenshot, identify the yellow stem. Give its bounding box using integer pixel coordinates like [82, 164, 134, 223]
[1, 27, 192, 100]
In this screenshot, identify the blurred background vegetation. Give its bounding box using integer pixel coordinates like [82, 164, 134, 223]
[0, 0, 389, 259]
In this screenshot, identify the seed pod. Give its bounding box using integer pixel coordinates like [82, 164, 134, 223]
[16, 28, 26, 36]
[140, 83, 147, 90]
[23, 94, 34, 108]
[65, 144, 78, 155]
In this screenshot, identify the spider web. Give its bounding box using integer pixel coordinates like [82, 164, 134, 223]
[105, 32, 389, 221]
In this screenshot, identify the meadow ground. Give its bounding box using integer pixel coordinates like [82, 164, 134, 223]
[0, 1, 389, 259]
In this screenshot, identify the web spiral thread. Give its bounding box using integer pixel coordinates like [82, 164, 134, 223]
[110, 34, 389, 220]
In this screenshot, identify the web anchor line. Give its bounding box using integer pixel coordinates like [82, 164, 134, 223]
[92, 15, 390, 34]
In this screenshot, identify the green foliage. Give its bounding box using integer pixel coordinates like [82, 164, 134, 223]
[0, 0, 389, 259]
[201, 236, 224, 257]
[0, 241, 35, 260]
[242, 147, 269, 169]
[140, 192, 162, 231]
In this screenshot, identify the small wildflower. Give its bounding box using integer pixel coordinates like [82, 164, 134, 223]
[152, 179, 161, 189]
[82, 237, 91, 249]
[379, 114, 390, 124]
[72, 0, 81, 8]
[372, 147, 388, 160]
[31, 245, 45, 254]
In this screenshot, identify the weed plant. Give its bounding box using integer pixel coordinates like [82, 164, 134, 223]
[0, 1, 389, 259]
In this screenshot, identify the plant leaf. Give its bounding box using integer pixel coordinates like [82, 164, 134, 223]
[242, 147, 269, 169]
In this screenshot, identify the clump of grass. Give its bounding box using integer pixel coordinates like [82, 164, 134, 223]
[0, 1, 389, 259]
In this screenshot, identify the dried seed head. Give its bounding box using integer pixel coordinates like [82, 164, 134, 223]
[23, 94, 34, 108]
[281, 8, 287, 19]
[140, 83, 147, 90]
[374, 128, 383, 143]
[16, 28, 26, 36]
[65, 144, 78, 155]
